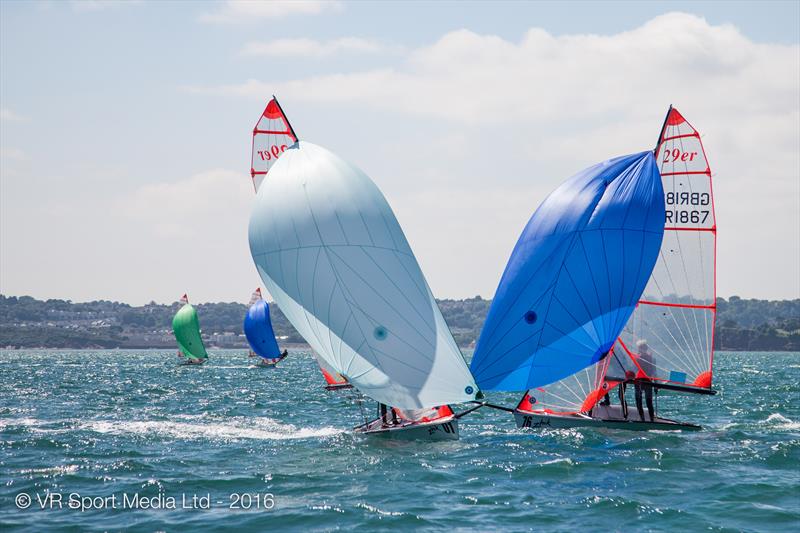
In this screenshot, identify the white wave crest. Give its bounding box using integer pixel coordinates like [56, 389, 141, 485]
[83, 417, 343, 441]
[764, 413, 800, 430]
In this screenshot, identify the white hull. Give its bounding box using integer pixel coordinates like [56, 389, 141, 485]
[514, 404, 701, 431]
[356, 416, 459, 441]
[177, 359, 206, 366]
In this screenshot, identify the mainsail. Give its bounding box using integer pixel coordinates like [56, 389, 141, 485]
[515, 107, 717, 417]
[251, 96, 297, 192]
[248, 141, 479, 408]
[470, 151, 665, 392]
[172, 294, 209, 360]
[617, 107, 717, 390]
[243, 288, 284, 364]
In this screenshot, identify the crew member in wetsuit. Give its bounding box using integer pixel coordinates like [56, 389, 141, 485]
[379, 404, 399, 426]
[634, 340, 656, 422]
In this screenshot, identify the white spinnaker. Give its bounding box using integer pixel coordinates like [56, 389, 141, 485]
[248, 141, 478, 408]
[618, 108, 716, 388]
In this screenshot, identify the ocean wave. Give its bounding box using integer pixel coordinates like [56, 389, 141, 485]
[763, 413, 800, 430]
[82, 418, 343, 441]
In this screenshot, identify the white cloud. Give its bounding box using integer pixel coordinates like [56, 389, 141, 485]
[0, 108, 27, 122]
[240, 37, 387, 58]
[122, 169, 252, 239]
[200, 0, 342, 23]
[187, 12, 800, 300]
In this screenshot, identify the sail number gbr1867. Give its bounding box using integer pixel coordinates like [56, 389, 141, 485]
[665, 191, 710, 225]
[257, 144, 288, 161]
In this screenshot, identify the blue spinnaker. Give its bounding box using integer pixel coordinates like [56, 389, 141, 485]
[244, 300, 283, 362]
[470, 151, 665, 391]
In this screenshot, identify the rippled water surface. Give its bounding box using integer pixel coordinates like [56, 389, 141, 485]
[1, 350, 798, 531]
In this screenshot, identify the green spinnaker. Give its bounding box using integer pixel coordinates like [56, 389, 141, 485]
[172, 304, 208, 360]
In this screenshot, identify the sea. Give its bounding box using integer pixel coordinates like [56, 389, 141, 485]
[0, 350, 798, 532]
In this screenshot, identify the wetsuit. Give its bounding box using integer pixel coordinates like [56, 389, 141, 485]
[635, 349, 656, 421]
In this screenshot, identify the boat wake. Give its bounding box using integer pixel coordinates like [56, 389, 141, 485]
[83, 417, 343, 441]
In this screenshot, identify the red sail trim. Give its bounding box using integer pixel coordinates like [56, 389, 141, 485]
[254, 129, 294, 135]
[638, 300, 715, 310]
[660, 170, 711, 176]
[663, 226, 716, 232]
[662, 133, 699, 142]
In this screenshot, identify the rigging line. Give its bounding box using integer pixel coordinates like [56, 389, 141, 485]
[327, 246, 437, 344]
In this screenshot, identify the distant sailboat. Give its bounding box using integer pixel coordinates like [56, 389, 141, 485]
[244, 288, 288, 367]
[173, 294, 208, 366]
[314, 352, 353, 390]
[248, 117, 482, 439]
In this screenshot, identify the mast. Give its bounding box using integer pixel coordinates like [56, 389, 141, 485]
[272, 95, 298, 141]
[654, 104, 672, 154]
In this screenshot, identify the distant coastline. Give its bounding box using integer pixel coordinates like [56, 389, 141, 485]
[1, 294, 798, 351]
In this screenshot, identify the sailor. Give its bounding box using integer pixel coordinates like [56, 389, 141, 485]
[618, 379, 629, 419]
[379, 404, 399, 427]
[634, 340, 656, 421]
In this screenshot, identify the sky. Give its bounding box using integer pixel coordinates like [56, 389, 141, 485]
[1, 0, 798, 305]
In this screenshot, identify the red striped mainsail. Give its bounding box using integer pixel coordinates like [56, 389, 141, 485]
[250, 96, 297, 192]
[618, 107, 716, 390]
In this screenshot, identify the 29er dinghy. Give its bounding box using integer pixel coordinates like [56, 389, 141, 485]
[247, 100, 482, 440]
[476, 107, 717, 431]
[244, 288, 288, 367]
[173, 294, 209, 366]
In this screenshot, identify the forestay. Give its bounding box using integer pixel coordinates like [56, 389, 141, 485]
[248, 141, 479, 408]
[617, 107, 717, 390]
[250, 97, 297, 192]
[470, 152, 665, 392]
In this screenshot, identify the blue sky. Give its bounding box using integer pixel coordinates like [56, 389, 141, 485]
[1, 0, 798, 304]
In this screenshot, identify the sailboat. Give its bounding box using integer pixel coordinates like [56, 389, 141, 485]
[173, 294, 208, 366]
[244, 288, 288, 367]
[248, 102, 482, 439]
[250, 96, 353, 387]
[474, 107, 716, 431]
[314, 352, 353, 390]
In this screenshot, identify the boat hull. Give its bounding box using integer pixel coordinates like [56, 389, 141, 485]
[324, 383, 354, 391]
[178, 359, 206, 366]
[513, 404, 701, 431]
[356, 417, 459, 441]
